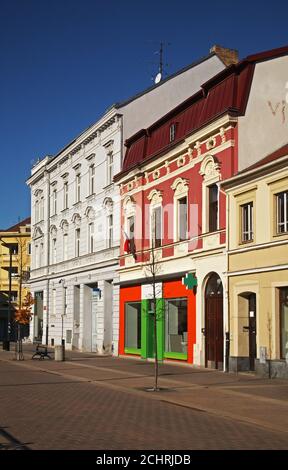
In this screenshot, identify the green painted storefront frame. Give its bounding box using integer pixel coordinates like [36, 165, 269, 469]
[124, 347, 141, 355]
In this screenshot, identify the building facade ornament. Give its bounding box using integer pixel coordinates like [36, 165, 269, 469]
[147, 189, 163, 205]
[199, 155, 221, 181]
[171, 177, 189, 197]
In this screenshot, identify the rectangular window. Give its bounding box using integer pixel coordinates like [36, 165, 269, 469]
[27, 243, 31, 255]
[63, 234, 68, 261]
[88, 222, 94, 253]
[241, 202, 253, 242]
[53, 189, 57, 215]
[125, 301, 141, 351]
[178, 197, 187, 241]
[64, 182, 68, 209]
[151, 206, 162, 248]
[35, 200, 39, 222]
[52, 238, 57, 264]
[276, 191, 288, 234]
[108, 215, 113, 248]
[76, 174, 81, 203]
[208, 184, 218, 232]
[89, 165, 95, 195]
[75, 228, 80, 257]
[40, 197, 44, 220]
[169, 123, 176, 142]
[165, 298, 188, 356]
[107, 153, 113, 185]
[280, 287, 288, 360]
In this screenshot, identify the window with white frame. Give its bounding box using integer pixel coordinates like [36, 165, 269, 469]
[169, 123, 176, 142]
[63, 182, 69, 210]
[75, 228, 80, 257]
[208, 184, 218, 232]
[107, 152, 114, 185]
[178, 197, 188, 241]
[151, 206, 162, 248]
[241, 202, 253, 242]
[88, 222, 94, 253]
[108, 215, 113, 248]
[89, 165, 95, 195]
[76, 174, 81, 203]
[276, 191, 288, 234]
[63, 233, 68, 260]
[52, 188, 57, 215]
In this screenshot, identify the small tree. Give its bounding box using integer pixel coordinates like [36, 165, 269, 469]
[14, 292, 34, 360]
[144, 213, 164, 391]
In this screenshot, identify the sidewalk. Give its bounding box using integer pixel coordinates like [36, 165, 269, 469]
[1, 343, 288, 436]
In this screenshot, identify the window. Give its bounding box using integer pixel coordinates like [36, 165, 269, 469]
[40, 242, 44, 265]
[165, 298, 188, 356]
[76, 174, 81, 203]
[108, 215, 113, 248]
[27, 242, 31, 255]
[125, 302, 141, 351]
[151, 206, 162, 248]
[35, 244, 38, 268]
[75, 228, 80, 257]
[53, 189, 57, 215]
[178, 197, 187, 241]
[208, 184, 218, 232]
[241, 202, 253, 242]
[40, 197, 44, 220]
[276, 191, 288, 234]
[107, 152, 113, 185]
[52, 238, 57, 264]
[169, 123, 176, 142]
[8, 244, 18, 255]
[63, 234, 68, 260]
[88, 222, 94, 253]
[89, 165, 95, 195]
[280, 287, 288, 360]
[63, 182, 68, 209]
[35, 200, 39, 222]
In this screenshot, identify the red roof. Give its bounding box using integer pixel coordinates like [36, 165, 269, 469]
[3, 217, 31, 233]
[118, 45, 288, 178]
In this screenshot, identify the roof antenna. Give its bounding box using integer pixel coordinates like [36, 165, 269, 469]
[154, 42, 170, 84]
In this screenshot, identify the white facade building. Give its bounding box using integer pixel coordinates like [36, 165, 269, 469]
[27, 49, 228, 353]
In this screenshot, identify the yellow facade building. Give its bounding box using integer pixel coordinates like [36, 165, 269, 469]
[222, 144, 288, 378]
[0, 217, 31, 341]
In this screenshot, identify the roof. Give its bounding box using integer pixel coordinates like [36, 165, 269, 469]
[221, 143, 288, 189]
[117, 44, 288, 179]
[2, 217, 31, 233]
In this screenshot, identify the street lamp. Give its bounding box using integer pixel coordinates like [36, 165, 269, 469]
[0, 239, 12, 350]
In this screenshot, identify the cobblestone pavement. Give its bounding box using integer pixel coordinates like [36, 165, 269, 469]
[0, 346, 288, 450]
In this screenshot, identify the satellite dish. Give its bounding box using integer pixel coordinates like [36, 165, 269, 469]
[154, 72, 162, 84]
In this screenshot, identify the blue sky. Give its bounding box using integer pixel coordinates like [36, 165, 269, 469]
[1, 0, 288, 228]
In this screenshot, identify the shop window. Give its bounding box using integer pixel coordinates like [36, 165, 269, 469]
[280, 287, 288, 360]
[165, 298, 188, 355]
[125, 302, 141, 351]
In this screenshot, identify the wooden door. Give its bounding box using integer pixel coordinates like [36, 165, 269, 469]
[205, 296, 223, 369]
[248, 294, 257, 371]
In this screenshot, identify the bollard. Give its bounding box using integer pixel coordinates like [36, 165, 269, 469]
[54, 345, 64, 361]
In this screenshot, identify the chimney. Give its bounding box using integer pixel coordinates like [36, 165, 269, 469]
[210, 45, 239, 66]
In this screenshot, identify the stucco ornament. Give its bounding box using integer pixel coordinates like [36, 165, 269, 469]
[50, 225, 57, 238]
[60, 219, 69, 234]
[177, 155, 186, 167]
[199, 155, 221, 182]
[33, 226, 44, 240]
[71, 213, 81, 227]
[171, 177, 189, 197]
[147, 189, 163, 205]
[123, 195, 136, 217]
[85, 206, 95, 221]
[206, 136, 216, 150]
[103, 197, 113, 214]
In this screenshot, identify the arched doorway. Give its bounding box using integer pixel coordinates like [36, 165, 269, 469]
[205, 273, 223, 369]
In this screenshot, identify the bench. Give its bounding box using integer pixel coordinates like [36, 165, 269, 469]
[32, 343, 53, 360]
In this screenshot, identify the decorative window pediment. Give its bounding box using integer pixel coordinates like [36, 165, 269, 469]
[147, 189, 163, 205]
[199, 155, 221, 182]
[103, 197, 113, 214]
[34, 189, 43, 197]
[123, 195, 136, 217]
[71, 213, 81, 227]
[171, 177, 189, 197]
[60, 219, 69, 234]
[85, 206, 95, 221]
[33, 226, 44, 239]
[50, 225, 57, 238]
